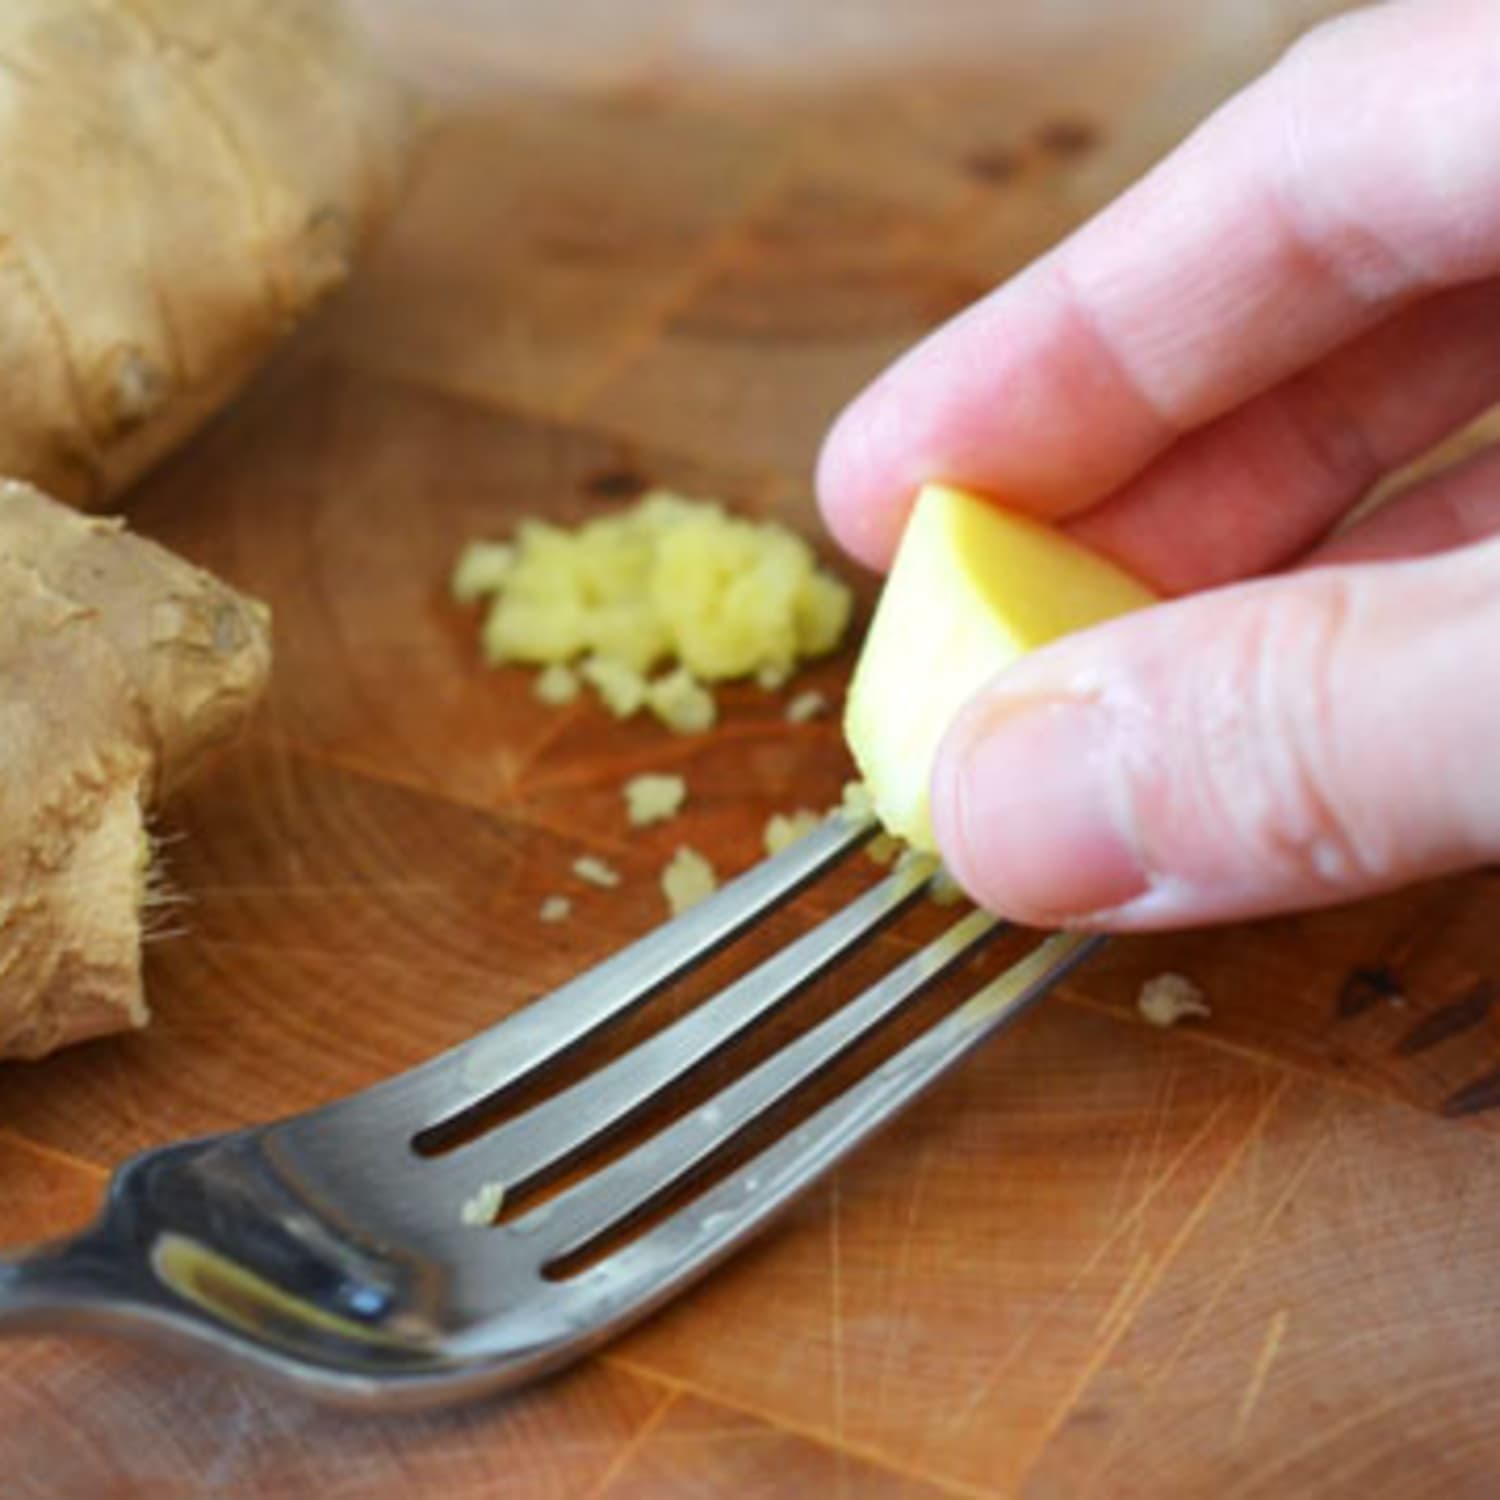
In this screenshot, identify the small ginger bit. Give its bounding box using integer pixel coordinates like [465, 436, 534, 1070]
[662, 846, 717, 916]
[837, 780, 875, 822]
[581, 656, 647, 718]
[451, 541, 516, 604]
[647, 668, 716, 735]
[624, 773, 687, 828]
[572, 855, 622, 889]
[764, 809, 821, 857]
[785, 689, 829, 724]
[539, 895, 572, 923]
[895, 848, 940, 882]
[460, 1180, 507, 1227]
[1138, 973, 1211, 1028]
[534, 663, 580, 706]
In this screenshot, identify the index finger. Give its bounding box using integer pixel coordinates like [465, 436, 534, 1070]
[817, 0, 1500, 572]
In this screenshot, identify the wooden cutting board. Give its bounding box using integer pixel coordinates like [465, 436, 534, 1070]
[7, 2, 1500, 1495]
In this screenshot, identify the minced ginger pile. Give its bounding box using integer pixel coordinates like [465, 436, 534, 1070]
[453, 490, 853, 730]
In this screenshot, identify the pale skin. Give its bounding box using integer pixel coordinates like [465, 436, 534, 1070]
[818, 0, 1500, 931]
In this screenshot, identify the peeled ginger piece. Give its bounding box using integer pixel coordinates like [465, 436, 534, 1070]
[844, 484, 1156, 851]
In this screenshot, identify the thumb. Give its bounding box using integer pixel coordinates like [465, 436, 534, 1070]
[930, 539, 1500, 929]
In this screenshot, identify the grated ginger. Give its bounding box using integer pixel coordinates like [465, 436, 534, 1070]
[837, 780, 875, 822]
[625, 773, 687, 828]
[828, 780, 968, 904]
[453, 490, 852, 725]
[662, 845, 717, 916]
[786, 689, 829, 724]
[895, 848, 940, 882]
[646, 667, 716, 734]
[460, 1180, 507, 1227]
[534, 663, 580, 706]
[929, 866, 966, 907]
[1138, 974, 1211, 1028]
[572, 855, 622, 889]
[581, 656, 648, 718]
[451, 542, 515, 604]
[764, 809, 821, 857]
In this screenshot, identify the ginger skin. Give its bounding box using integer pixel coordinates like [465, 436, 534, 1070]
[0, 484, 271, 1060]
[0, 0, 414, 507]
[0, 0, 410, 1055]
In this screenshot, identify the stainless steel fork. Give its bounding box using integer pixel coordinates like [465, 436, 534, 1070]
[0, 814, 1100, 1408]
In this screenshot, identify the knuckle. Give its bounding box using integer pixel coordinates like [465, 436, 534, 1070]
[1198, 578, 1384, 890]
[1270, 9, 1437, 303]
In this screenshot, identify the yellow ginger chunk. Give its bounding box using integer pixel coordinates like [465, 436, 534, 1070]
[845, 485, 1155, 851]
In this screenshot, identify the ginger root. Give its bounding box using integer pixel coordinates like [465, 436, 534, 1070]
[0, 0, 413, 507]
[0, 482, 271, 1060]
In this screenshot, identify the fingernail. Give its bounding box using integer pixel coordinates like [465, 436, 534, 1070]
[934, 696, 1148, 921]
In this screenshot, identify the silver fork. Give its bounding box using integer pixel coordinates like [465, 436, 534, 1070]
[0, 815, 1100, 1408]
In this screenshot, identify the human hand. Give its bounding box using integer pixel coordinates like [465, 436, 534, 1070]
[818, 0, 1500, 930]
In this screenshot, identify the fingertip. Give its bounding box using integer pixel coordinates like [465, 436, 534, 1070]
[931, 690, 1150, 926]
[929, 706, 998, 912]
[815, 383, 916, 574]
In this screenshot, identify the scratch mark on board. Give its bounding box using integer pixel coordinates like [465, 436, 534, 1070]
[1014, 1078, 1292, 1494]
[870, 1132, 933, 1423]
[1076, 1112, 1326, 1498]
[1135, 1056, 1182, 1256]
[1095, 1252, 1155, 1344]
[944, 1090, 1239, 1437]
[580, 1387, 678, 1500]
[1231, 1308, 1289, 1445]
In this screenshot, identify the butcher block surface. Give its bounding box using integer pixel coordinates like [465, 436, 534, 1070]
[8, 2, 1500, 1495]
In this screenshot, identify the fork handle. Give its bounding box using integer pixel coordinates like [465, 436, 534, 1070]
[0, 1231, 130, 1333]
[0, 1242, 72, 1327]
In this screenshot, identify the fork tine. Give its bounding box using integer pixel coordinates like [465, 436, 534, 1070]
[392, 814, 877, 1135]
[520, 913, 1085, 1265]
[541, 930, 1100, 1287]
[442, 855, 936, 1187]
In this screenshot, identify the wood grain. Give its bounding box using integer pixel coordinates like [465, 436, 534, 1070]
[12, 1, 1500, 1496]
